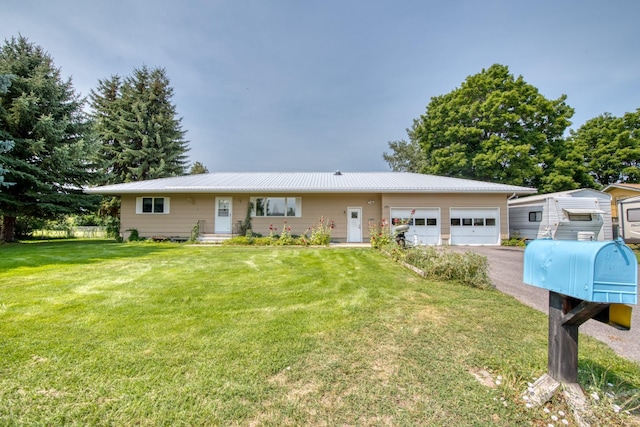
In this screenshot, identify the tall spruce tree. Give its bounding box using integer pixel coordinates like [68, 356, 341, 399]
[90, 66, 189, 184]
[0, 74, 15, 190]
[0, 36, 97, 242]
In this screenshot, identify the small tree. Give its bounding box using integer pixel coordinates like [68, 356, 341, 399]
[189, 161, 209, 175]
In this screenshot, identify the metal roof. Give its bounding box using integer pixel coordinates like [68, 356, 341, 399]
[85, 171, 537, 195]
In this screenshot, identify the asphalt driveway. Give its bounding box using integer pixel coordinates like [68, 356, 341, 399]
[447, 245, 640, 364]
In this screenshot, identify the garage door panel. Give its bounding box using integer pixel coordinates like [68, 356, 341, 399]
[391, 208, 440, 245]
[450, 208, 499, 245]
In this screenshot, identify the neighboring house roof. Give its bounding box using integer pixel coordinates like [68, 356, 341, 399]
[603, 183, 640, 193]
[85, 172, 537, 195]
[509, 188, 610, 205]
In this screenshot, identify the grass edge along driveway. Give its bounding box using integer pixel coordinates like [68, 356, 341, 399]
[0, 241, 638, 426]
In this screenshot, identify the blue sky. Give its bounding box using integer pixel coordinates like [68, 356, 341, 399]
[3, 0, 639, 172]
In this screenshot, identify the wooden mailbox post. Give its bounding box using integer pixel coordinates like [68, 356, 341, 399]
[548, 292, 632, 384]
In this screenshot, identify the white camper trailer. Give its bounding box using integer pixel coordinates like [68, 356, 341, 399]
[618, 195, 640, 244]
[508, 189, 612, 241]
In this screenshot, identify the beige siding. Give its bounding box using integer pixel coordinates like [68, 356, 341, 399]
[381, 193, 510, 243]
[120, 194, 215, 240]
[121, 193, 382, 242]
[120, 191, 508, 243]
[235, 193, 382, 242]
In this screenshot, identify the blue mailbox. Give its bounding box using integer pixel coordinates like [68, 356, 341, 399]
[523, 239, 638, 304]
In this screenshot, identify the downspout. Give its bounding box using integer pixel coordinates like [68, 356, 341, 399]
[507, 193, 517, 241]
[619, 199, 626, 241]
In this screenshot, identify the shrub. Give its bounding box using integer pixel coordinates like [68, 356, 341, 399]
[105, 217, 121, 240]
[222, 236, 273, 246]
[502, 236, 526, 247]
[307, 217, 333, 246]
[390, 246, 491, 289]
[127, 229, 142, 242]
[188, 221, 200, 243]
[369, 218, 392, 249]
[274, 222, 295, 246]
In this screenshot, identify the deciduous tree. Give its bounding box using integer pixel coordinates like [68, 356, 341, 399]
[383, 119, 426, 173]
[411, 64, 581, 191]
[567, 110, 640, 186]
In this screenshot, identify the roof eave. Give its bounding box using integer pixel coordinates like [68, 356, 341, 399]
[85, 188, 538, 195]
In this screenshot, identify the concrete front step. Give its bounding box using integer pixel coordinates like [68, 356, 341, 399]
[197, 234, 233, 243]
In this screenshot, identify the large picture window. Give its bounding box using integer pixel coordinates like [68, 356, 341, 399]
[251, 197, 301, 217]
[136, 197, 170, 214]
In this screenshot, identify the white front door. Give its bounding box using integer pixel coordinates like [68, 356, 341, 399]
[215, 197, 232, 233]
[347, 207, 362, 243]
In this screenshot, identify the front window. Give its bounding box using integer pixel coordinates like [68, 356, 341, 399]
[136, 197, 169, 214]
[251, 197, 301, 217]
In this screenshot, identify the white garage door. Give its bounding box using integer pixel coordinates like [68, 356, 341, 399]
[390, 208, 440, 245]
[450, 208, 500, 245]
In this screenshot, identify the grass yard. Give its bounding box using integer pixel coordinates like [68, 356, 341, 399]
[0, 241, 639, 426]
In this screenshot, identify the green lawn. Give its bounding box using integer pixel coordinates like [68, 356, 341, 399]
[0, 241, 638, 426]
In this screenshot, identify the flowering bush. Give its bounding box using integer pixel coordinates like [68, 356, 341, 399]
[273, 222, 295, 245]
[307, 217, 334, 246]
[369, 218, 392, 249]
[223, 219, 333, 246]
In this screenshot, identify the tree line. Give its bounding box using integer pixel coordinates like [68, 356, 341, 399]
[383, 64, 640, 193]
[0, 36, 199, 242]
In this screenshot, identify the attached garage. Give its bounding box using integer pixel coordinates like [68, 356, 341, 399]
[391, 208, 441, 245]
[449, 208, 500, 245]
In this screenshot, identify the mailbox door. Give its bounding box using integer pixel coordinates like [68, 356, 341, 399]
[593, 245, 638, 304]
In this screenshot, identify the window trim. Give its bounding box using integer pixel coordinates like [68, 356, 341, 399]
[136, 197, 170, 214]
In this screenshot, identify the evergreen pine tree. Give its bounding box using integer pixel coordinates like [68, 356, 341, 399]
[0, 36, 97, 242]
[90, 66, 188, 184]
[0, 74, 15, 190]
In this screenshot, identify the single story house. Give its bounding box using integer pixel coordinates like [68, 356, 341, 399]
[85, 171, 536, 245]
